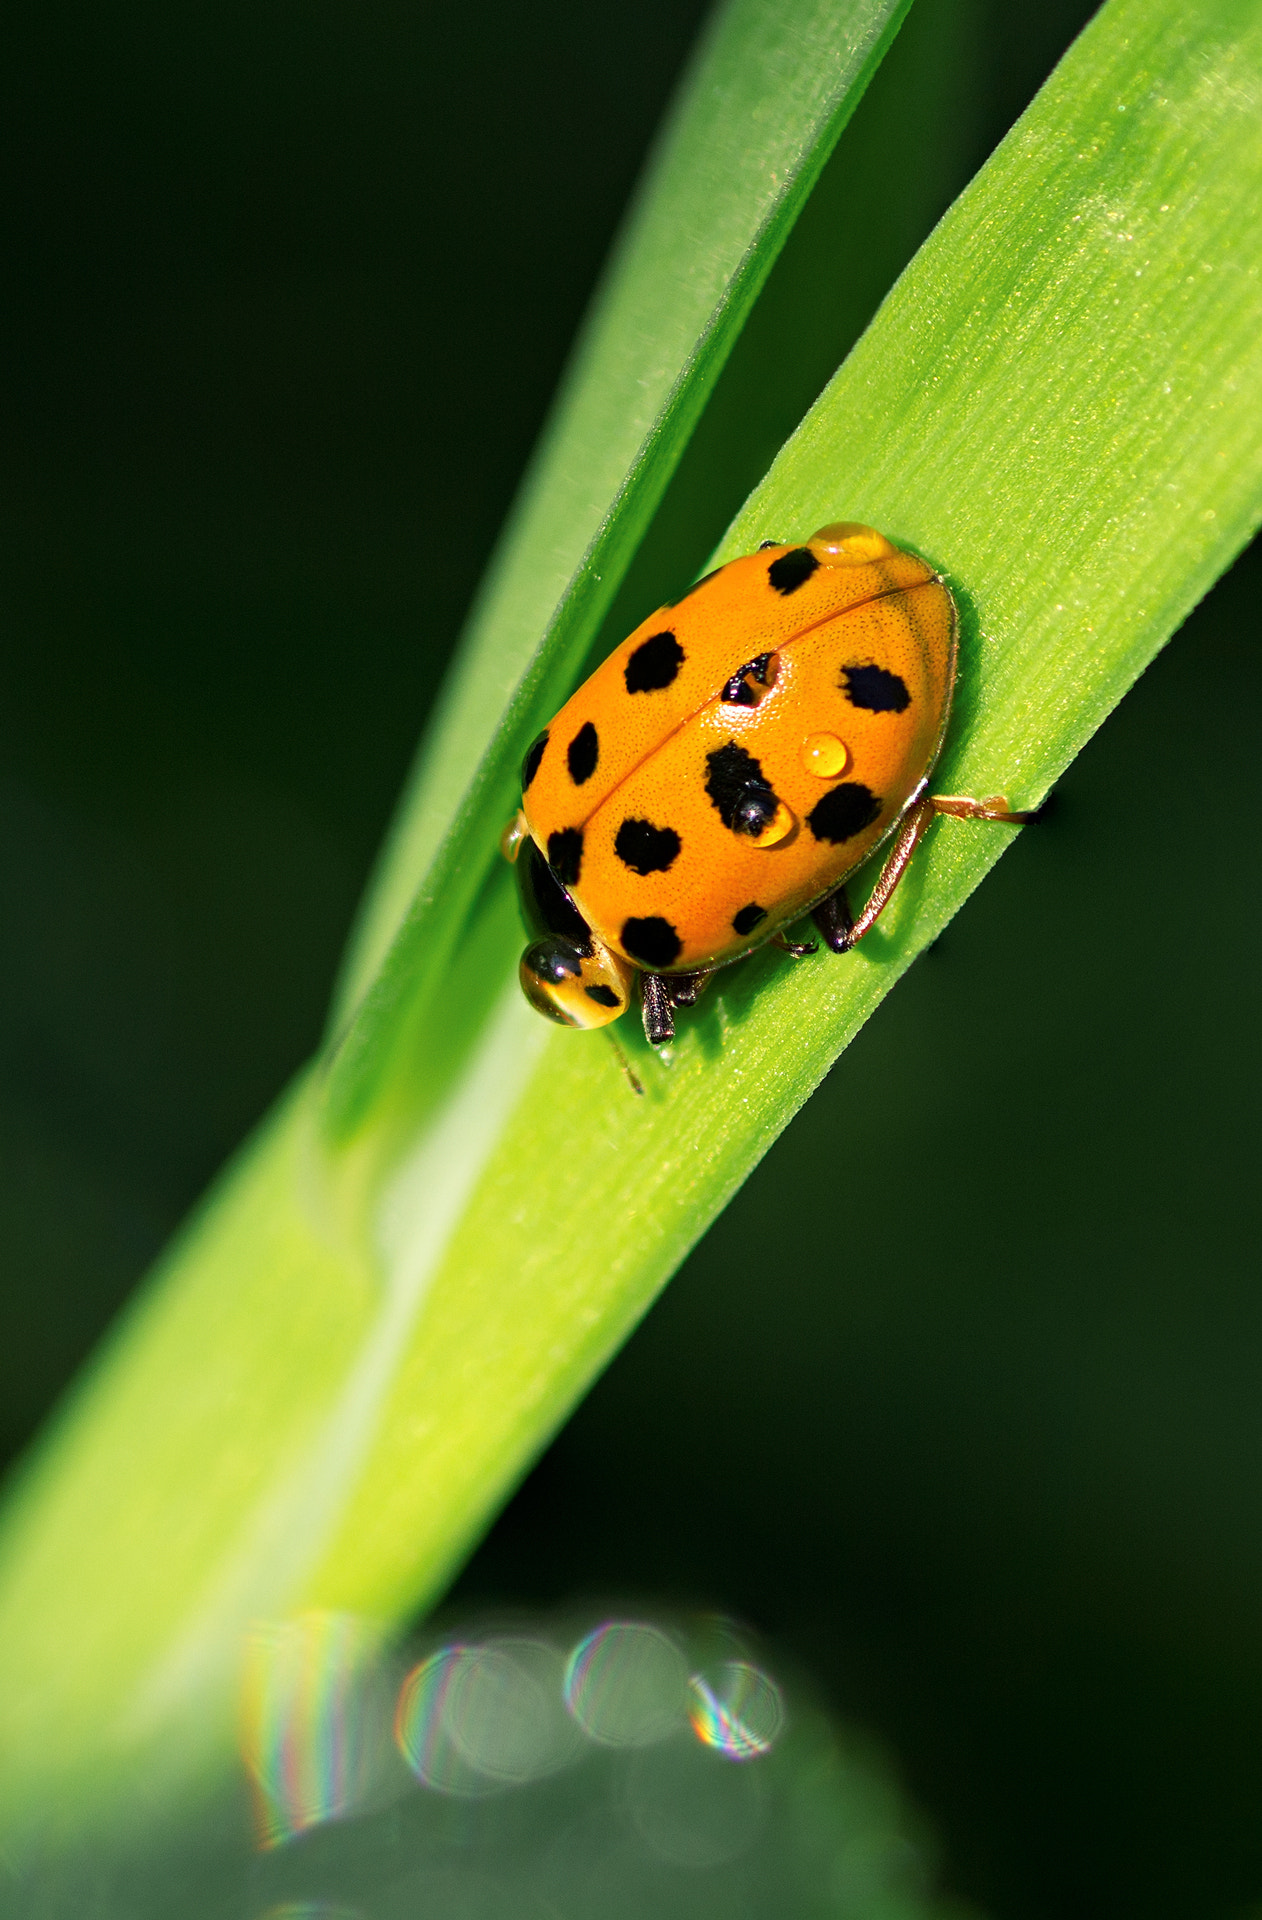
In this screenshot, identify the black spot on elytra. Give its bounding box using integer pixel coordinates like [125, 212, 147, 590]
[625, 630, 684, 693]
[614, 817, 681, 875]
[768, 546, 820, 595]
[705, 740, 781, 838]
[732, 903, 767, 936]
[842, 662, 911, 712]
[585, 983, 621, 1008]
[567, 720, 599, 785]
[621, 916, 682, 969]
[807, 782, 883, 844]
[521, 730, 548, 792]
[518, 843, 592, 953]
[546, 827, 584, 887]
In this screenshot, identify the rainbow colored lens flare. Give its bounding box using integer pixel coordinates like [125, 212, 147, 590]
[394, 1646, 479, 1792]
[240, 1611, 380, 1849]
[259, 1906, 364, 1919]
[687, 1660, 784, 1761]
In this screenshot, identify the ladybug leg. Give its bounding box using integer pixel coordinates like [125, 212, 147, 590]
[815, 794, 936, 951]
[810, 886, 856, 953]
[929, 792, 1037, 824]
[641, 973, 675, 1046]
[815, 788, 1036, 954]
[772, 930, 820, 957]
[667, 970, 710, 1008]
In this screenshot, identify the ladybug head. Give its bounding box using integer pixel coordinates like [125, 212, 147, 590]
[509, 831, 635, 1028]
[518, 935, 635, 1029]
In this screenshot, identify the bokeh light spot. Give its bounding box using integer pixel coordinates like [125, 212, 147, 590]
[395, 1638, 578, 1793]
[563, 1622, 689, 1747]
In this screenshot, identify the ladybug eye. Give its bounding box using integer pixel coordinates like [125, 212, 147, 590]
[519, 937, 634, 1029]
[522, 936, 583, 990]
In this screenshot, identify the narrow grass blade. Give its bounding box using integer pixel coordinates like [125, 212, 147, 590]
[330, 0, 915, 1078]
[2, 0, 1262, 1848]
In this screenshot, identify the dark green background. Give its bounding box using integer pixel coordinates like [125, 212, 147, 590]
[3, 2, 1259, 1916]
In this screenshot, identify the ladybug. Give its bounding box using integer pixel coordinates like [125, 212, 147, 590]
[503, 522, 1030, 1048]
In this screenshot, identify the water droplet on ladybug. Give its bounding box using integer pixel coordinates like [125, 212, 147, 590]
[749, 799, 795, 847]
[499, 809, 530, 862]
[801, 732, 851, 779]
[807, 522, 896, 566]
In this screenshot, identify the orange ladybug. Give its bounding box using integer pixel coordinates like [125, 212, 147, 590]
[503, 523, 1030, 1047]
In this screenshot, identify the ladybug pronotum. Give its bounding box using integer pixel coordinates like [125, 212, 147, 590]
[503, 522, 1030, 1048]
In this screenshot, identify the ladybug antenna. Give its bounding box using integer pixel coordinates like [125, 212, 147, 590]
[605, 1029, 644, 1097]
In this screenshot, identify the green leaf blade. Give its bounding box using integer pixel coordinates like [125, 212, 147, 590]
[4, 0, 1262, 1846]
[330, 0, 916, 1068]
[743, 0, 1262, 774]
[306, 0, 1262, 1616]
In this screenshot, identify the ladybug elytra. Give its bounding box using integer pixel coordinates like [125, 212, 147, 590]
[503, 523, 1030, 1048]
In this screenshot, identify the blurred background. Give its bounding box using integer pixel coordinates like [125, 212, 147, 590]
[2, 0, 1261, 1915]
